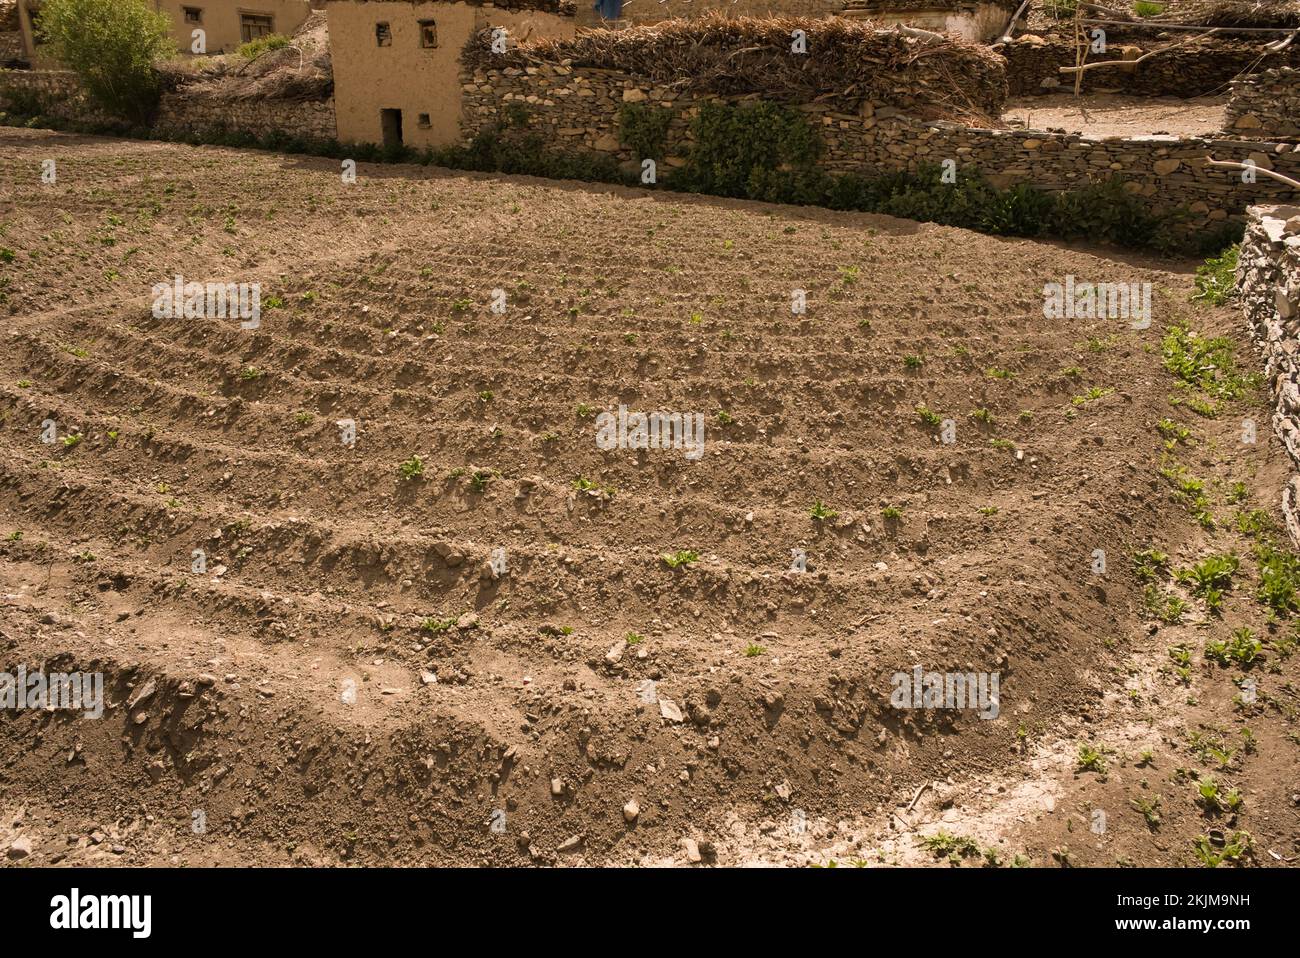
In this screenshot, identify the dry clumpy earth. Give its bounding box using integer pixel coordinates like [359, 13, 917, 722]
[0, 126, 1297, 868]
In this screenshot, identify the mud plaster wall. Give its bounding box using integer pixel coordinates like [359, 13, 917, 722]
[1225, 67, 1300, 142]
[459, 60, 1300, 231]
[0, 68, 337, 140]
[1238, 205, 1300, 545]
[327, 0, 573, 149]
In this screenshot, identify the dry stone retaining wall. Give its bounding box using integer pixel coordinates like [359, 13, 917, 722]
[1238, 204, 1300, 544]
[0, 68, 336, 141]
[1225, 67, 1300, 141]
[1000, 35, 1300, 97]
[460, 56, 1300, 230]
[153, 91, 337, 142]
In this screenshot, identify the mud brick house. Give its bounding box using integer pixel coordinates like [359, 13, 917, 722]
[325, 0, 575, 149]
[153, 0, 320, 53]
[15, 0, 318, 63]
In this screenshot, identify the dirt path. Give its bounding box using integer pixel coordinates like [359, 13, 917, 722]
[1005, 93, 1228, 137]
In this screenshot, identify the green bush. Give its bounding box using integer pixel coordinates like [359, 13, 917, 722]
[36, 0, 173, 123]
[674, 101, 821, 198]
[237, 34, 291, 60]
[619, 102, 672, 161]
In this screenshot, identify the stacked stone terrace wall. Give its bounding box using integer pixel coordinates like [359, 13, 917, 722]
[1225, 66, 1300, 141]
[1237, 205, 1300, 544]
[153, 91, 337, 141]
[460, 54, 1300, 230]
[1000, 34, 1300, 96]
[0, 68, 336, 141]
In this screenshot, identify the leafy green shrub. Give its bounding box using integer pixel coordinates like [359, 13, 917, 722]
[674, 101, 821, 198]
[619, 103, 673, 161]
[1256, 541, 1300, 614]
[36, 0, 174, 123]
[238, 34, 291, 60]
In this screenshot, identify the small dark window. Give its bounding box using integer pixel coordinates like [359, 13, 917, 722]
[417, 113, 431, 128]
[240, 14, 273, 43]
[375, 22, 391, 46]
[183, 7, 203, 23]
[419, 20, 437, 48]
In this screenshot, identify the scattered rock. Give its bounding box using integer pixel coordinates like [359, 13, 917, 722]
[659, 697, 684, 723]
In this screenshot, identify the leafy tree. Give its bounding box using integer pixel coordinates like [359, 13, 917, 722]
[36, 0, 174, 123]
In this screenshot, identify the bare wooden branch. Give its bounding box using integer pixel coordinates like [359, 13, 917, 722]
[1266, 29, 1299, 54]
[1205, 156, 1300, 191]
[1058, 28, 1219, 74]
[894, 25, 948, 45]
[997, 0, 1032, 44]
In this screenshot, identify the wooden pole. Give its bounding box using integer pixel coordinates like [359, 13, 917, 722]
[1204, 157, 1300, 191]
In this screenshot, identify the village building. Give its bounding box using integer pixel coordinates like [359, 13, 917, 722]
[154, 0, 320, 52]
[324, 0, 575, 149]
[14, 0, 319, 65]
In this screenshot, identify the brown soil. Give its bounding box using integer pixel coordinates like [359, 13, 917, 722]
[1004, 93, 1228, 137]
[0, 127, 1297, 868]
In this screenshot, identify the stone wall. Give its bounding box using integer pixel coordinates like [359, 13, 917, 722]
[1237, 205, 1300, 545]
[459, 56, 1300, 231]
[153, 91, 337, 142]
[0, 69, 110, 123]
[1000, 34, 1300, 97]
[1225, 67, 1300, 141]
[0, 68, 337, 142]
